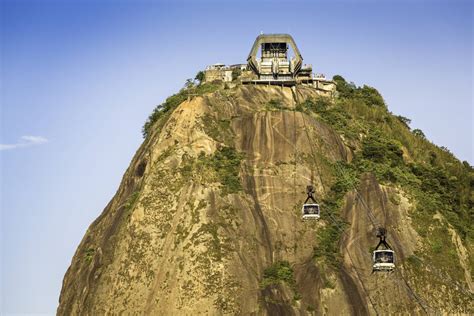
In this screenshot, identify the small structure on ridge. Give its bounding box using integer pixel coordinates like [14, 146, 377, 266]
[203, 33, 336, 96]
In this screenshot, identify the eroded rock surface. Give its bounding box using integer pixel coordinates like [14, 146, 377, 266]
[58, 85, 473, 315]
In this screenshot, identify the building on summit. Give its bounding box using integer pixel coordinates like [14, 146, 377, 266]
[203, 33, 336, 97]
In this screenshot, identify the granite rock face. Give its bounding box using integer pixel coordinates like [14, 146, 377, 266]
[58, 85, 473, 315]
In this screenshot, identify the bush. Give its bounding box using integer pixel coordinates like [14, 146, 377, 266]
[361, 134, 404, 166]
[209, 147, 244, 194]
[192, 147, 244, 195]
[314, 225, 341, 266]
[333, 75, 385, 107]
[298, 97, 331, 113]
[195, 71, 205, 84]
[332, 75, 356, 98]
[396, 115, 412, 129]
[355, 85, 385, 107]
[265, 99, 284, 111]
[412, 129, 426, 138]
[84, 248, 95, 263]
[261, 261, 295, 288]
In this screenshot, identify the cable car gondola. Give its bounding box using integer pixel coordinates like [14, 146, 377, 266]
[302, 185, 320, 220]
[372, 227, 395, 272]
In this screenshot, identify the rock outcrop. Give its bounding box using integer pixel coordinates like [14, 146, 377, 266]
[58, 84, 473, 315]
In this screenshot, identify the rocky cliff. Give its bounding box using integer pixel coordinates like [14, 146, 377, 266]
[58, 81, 473, 315]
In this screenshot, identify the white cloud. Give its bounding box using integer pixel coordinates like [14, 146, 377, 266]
[0, 135, 49, 151]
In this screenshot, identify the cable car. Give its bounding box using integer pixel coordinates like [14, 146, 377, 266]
[372, 227, 395, 272]
[302, 185, 320, 220]
[372, 250, 395, 272]
[302, 203, 320, 219]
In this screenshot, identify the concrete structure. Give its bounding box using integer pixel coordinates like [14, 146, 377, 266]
[203, 34, 336, 97]
[204, 63, 248, 83]
[246, 33, 309, 80]
[204, 64, 233, 82]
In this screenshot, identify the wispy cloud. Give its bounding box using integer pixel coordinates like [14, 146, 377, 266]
[0, 135, 49, 151]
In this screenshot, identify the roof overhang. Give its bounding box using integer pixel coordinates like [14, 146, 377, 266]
[246, 34, 303, 76]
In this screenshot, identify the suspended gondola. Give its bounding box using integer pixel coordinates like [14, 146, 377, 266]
[301, 185, 320, 220]
[372, 227, 395, 272]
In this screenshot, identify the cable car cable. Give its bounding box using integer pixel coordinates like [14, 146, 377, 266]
[298, 104, 432, 313]
[292, 96, 298, 258]
[323, 210, 380, 315]
[293, 91, 467, 311]
[293, 87, 379, 314]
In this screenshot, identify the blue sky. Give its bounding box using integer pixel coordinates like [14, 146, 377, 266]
[1, 0, 472, 314]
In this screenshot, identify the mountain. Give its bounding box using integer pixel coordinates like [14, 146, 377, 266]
[58, 77, 473, 315]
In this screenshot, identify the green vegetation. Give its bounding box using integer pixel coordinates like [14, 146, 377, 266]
[396, 115, 412, 129]
[124, 191, 140, 211]
[84, 248, 95, 263]
[142, 82, 220, 138]
[265, 98, 286, 111]
[261, 261, 302, 301]
[295, 75, 474, 293]
[333, 75, 385, 107]
[306, 305, 316, 312]
[200, 114, 233, 146]
[314, 162, 355, 268]
[412, 128, 426, 139]
[294, 75, 473, 285]
[261, 261, 296, 288]
[297, 97, 358, 139]
[298, 77, 473, 244]
[361, 133, 404, 165]
[193, 223, 224, 261]
[206, 147, 244, 195]
[195, 71, 205, 84]
[180, 147, 244, 195]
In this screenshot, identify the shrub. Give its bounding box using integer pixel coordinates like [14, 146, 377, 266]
[195, 71, 205, 84]
[84, 248, 95, 263]
[314, 225, 341, 266]
[355, 85, 385, 107]
[332, 75, 356, 98]
[396, 115, 412, 129]
[333, 75, 385, 107]
[361, 134, 404, 166]
[298, 97, 331, 113]
[191, 147, 244, 195]
[265, 99, 284, 111]
[261, 261, 295, 288]
[209, 147, 244, 194]
[412, 128, 426, 138]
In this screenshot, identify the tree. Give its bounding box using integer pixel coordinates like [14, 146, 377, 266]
[184, 78, 194, 89]
[412, 129, 426, 138]
[396, 115, 411, 129]
[332, 74, 355, 98]
[356, 85, 386, 107]
[195, 71, 205, 84]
